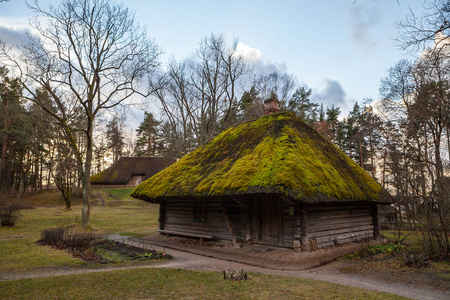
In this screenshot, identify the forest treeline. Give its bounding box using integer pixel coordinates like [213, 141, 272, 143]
[0, 0, 448, 254]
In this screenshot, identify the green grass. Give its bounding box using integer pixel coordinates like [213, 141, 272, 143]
[0, 238, 84, 273]
[90, 206, 159, 237]
[381, 230, 427, 252]
[0, 268, 407, 300]
[100, 188, 134, 200]
[0, 189, 427, 299]
[0, 189, 159, 274]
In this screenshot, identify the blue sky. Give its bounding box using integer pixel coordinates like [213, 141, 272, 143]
[0, 0, 428, 117]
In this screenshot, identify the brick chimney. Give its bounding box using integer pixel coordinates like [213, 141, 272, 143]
[263, 96, 280, 115]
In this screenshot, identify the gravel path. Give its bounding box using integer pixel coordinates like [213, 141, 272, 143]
[2, 235, 448, 300]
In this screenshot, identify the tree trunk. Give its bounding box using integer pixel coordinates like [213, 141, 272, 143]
[16, 175, 24, 202]
[81, 119, 93, 227]
[147, 127, 152, 157]
[64, 193, 72, 209]
[358, 130, 363, 168]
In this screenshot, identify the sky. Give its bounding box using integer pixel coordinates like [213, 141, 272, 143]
[0, 0, 430, 123]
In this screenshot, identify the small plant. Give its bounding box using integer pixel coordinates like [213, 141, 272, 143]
[403, 252, 430, 268]
[348, 243, 404, 259]
[39, 227, 66, 246]
[64, 232, 98, 251]
[223, 269, 248, 281]
[0, 203, 21, 227]
[38, 225, 98, 252]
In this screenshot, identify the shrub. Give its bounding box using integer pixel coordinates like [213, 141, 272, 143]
[0, 203, 21, 227]
[64, 232, 98, 251]
[71, 187, 84, 199]
[39, 227, 67, 246]
[403, 252, 430, 268]
[348, 243, 404, 259]
[38, 225, 98, 252]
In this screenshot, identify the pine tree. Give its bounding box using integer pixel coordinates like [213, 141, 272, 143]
[325, 104, 341, 144]
[135, 112, 161, 157]
[238, 86, 261, 123]
[287, 87, 318, 126]
[106, 117, 125, 163]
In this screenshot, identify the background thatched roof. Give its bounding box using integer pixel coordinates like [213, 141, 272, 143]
[131, 112, 392, 204]
[91, 157, 176, 185]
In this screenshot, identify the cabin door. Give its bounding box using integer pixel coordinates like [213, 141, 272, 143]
[258, 199, 283, 246]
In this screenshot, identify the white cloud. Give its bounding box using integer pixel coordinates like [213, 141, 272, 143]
[236, 42, 288, 75]
[348, 5, 382, 52]
[0, 24, 33, 48]
[311, 79, 352, 113]
[236, 42, 262, 61]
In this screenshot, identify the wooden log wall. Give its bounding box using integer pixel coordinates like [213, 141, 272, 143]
[163, 198, 375, 250]
[222, 199, 251, 243]
[307, 203, 374, 249]
[281, 199, 295, 248]
[164, 200, 231, 240]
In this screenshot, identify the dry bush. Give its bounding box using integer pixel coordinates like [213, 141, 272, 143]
[71, 187, 84, 199]
[64, 232, 98, 251]
[0, 203, 21, 227]
[38, 225, 98, 252]
[38, 227, 66, 247]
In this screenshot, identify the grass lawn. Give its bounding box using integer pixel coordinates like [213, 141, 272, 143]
[0, 268, 407, 300]
[0, 189, 439, 299]
[338, 230, 450, 290]
[0, 188, 159, 275]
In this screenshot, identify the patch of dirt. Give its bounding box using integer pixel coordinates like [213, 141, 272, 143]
[338, 254, 450, 291]
[90, 191, 106, 206]
[95, 240, 171, 262]
[3, 234, 449, 300]
[141, 234, 381, 270]
[139, 235, 450, 296]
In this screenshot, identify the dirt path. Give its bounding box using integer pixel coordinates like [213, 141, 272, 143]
[2, 235, 448, 300]
[91, 190, 106, 206]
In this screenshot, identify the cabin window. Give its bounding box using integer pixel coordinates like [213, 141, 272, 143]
[194, 202, 207, 222]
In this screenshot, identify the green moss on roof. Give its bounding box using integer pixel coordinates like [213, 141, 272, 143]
[90, 157, 176, 185]
[131, 112, 391, 203]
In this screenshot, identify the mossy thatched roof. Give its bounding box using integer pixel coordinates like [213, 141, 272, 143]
[90, 157, 176, 185]
[131, 112, 392, 203]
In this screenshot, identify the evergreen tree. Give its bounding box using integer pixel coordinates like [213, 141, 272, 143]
[238, 86, 261, 122]
[287, 87, 318, 126]
[135, 112, 162, 157]
[325, 104, 341, 144]
[106, 117, 125, 163]
[0, 66, 30, 196]
[318, 103, 325, 122]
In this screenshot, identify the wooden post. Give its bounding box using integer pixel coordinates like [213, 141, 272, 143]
[277, 198, 283, 247]
[253, 199, 260, 243]
[371, 204, 380, 238]
[300, 204, 308, 251]
[246, 203, 253, 244]
[221, 201, 240, 248]
[293, 208, 302, 252]
[158, 201, 166, 231]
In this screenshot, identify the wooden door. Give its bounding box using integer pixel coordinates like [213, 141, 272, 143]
[258, 199, 282, 246]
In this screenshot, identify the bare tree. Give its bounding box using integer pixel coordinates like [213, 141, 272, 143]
[153, 34, 251, 157]
[2, 0, 161, 226]
[380, 50, 450, 253]
[254, 71, 296, 108]
[397, 0, 450, 52]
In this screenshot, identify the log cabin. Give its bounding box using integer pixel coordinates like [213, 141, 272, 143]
[91, 157, 175, 188]
[131, 99, 392, 251]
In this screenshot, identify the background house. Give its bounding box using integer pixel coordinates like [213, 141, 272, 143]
[91, 157, 175, 188]
[378, 204, 398, 229]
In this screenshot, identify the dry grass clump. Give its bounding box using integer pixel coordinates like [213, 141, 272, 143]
[0, 203, 21, 227]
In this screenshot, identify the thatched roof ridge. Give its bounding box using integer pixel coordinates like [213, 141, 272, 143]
[131, 112, 392, 204]
[90, 157, 176, 185]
